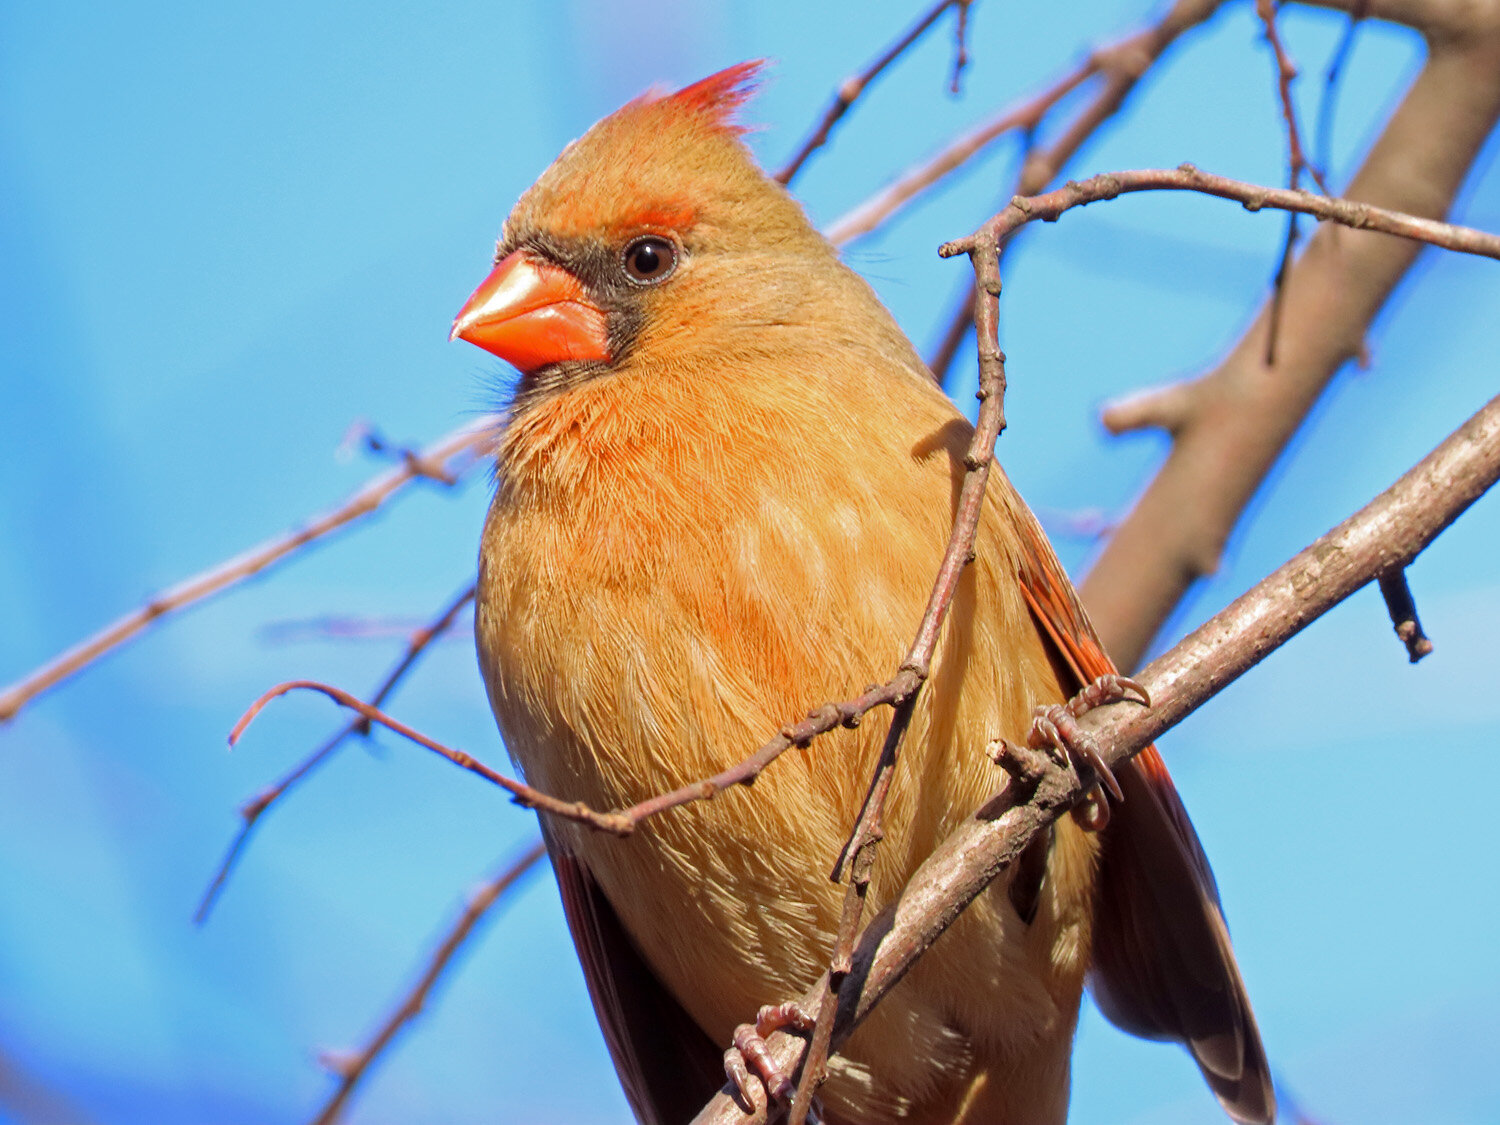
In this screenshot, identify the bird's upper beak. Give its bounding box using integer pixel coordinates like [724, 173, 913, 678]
[450, 250, 610, 373]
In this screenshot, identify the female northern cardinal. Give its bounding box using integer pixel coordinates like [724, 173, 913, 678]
[453, 63, 1272, 1125]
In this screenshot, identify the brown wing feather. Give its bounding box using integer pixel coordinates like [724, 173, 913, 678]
[541, 820, 727, 1125]
[1013, 511, 1276, 1125]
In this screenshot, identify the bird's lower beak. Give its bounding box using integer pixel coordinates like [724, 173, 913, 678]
[450, 250, 610, 373]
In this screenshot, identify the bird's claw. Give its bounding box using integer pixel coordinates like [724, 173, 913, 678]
[1066, 673, 1150, 716]
[724, 1002, 820, 1121]
[1027, 673, 1150, 817]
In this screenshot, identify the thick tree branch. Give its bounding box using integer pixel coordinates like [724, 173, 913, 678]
[1295, 0, 1500, 39]
[1079, 30, 1500, 669]
[693, 388, 1500, 1124]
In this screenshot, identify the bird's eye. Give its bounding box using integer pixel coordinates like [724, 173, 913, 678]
[622, 236, 678, 284]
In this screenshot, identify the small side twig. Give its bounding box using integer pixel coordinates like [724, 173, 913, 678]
[308, 841, 547, 1125]
[1377, 568, 1434, 662]
[949, 0, 974, 95]
[776, 0, 972, 185]
[342, 420, 462, 485]
[196, 582, 478, 923]
[229, 680, 634, 834]
[1256, 0, 1328, 194]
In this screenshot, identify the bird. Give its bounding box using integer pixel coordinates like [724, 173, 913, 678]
[452, 62, 1273, 1125]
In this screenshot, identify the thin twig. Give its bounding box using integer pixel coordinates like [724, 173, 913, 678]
[776, 0, 970, 185]
[231, 667, 965, 845]
[949, 0, 974, 95]
[1315, 0, 1371, 185]
[0, 418, 497, 724]
[195, 582, 478, 923]
[694, 388, 1500, 1124]
[259, 614, 472, 643]
[229, 680, 634, 833]
[828, 0, 1224, 248]
[1377, 568, 1434, 662]
[938, 165, 1500, 261]
[344, 420, 461, 485]
[308, 841, 547, 1125]
[927, 0, 1223, 381]
[1254, 0, 1329, 366]
[787, 235, 1009, 1122]
[1256, 0, 1328, 194]
[1265, 211, 1302, 367]
[824, 60, 1097, 245]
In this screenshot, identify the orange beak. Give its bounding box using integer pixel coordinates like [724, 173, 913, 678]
[450, 250, 610, 373]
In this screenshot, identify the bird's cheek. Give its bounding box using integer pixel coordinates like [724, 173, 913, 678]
[450, 251, 611, 373]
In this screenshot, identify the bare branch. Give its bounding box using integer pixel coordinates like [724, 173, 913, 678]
[927, 0, 1226, 381]
[777, 0, 972, 186]
[229, 680, 635, 834]
[824, 60, 1097, 246]
[693, 388, 1500, 1124]
[1314, 0, 1371, 181]
[195, 582, 477, 923]
[950, 0, 974, 94]
[1293, 0, 1500, 40]
[939, 165, 1500, 260]
[1100, 379, 1200, 435]
[1257, 0, 1328, 192]
[1080, 32, 1500, 669]
[1255, 0, 1330, 366]
[308, 841, 546, 1125]
[0, 418, 497, 724]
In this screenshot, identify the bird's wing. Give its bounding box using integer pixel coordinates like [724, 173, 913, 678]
[1011, 510, 1276, 1125]
[541, 819, 727, 1125]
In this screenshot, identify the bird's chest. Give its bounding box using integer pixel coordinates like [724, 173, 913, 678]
[475, 464, 803, 806]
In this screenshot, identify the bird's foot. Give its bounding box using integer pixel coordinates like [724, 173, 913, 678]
[1027, 674, 1150, 829]
[724, 1002, 821, 1121]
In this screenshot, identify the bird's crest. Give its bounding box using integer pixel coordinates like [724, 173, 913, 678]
[646, 60, 764, 135]
[510, 61, 777, 244]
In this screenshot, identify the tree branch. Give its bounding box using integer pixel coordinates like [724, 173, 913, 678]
[308, 841, 546, 1125]
[927, 0, 1226, 381]
[939, 166, 1500, 261]
[1079, 27, 1500, 669]
[0, 419, 496, 724]
[195, 582, 478, 923]
[786, 235, 1009, 1121]
[776, 0, 973, 185]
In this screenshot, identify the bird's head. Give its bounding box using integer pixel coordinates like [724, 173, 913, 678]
[451, 61, 852, 395]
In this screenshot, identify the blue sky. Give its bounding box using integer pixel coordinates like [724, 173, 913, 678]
[2, 1, 1498, 1123]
